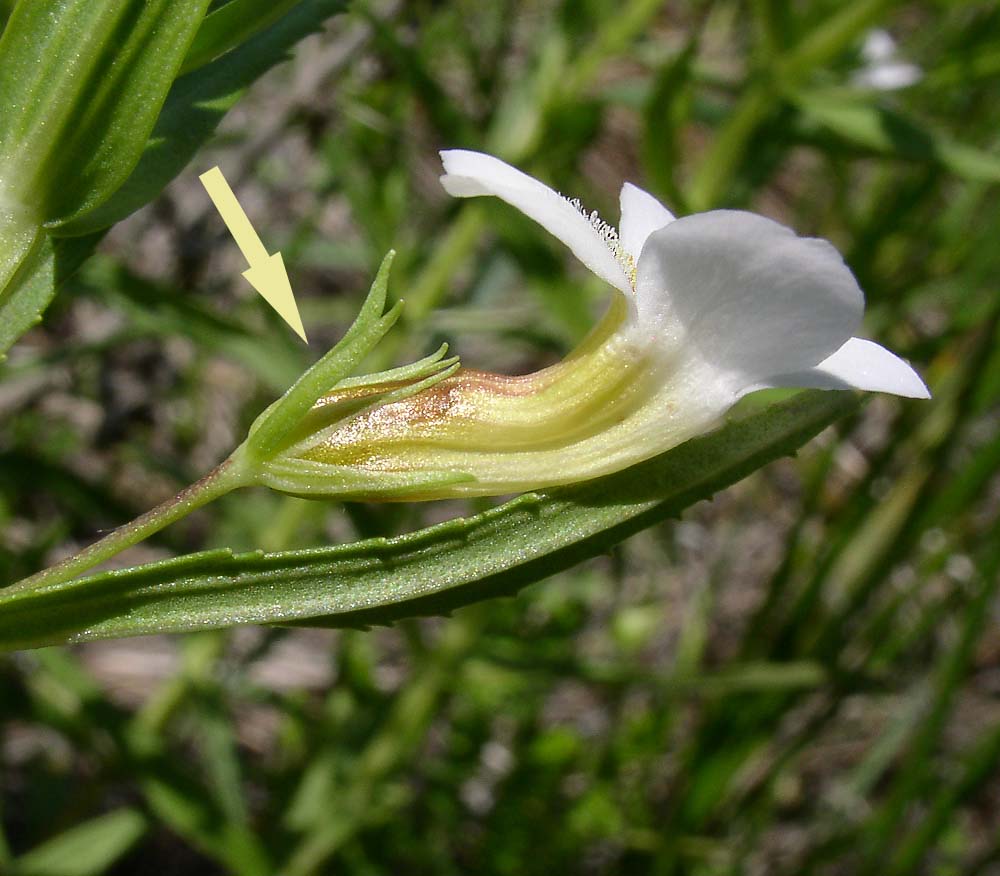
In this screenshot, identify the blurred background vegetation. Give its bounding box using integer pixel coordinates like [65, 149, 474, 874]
[2, 0, 1000, 873]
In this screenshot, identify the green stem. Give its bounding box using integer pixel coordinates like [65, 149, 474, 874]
[7, 454, 250, 594]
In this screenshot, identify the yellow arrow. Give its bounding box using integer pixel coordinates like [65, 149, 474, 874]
[199, 166, 308, 343]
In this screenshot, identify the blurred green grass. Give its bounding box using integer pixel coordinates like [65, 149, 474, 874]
[2, 0, 1000, 873]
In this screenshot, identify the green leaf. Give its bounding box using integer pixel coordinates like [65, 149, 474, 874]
[0, 232, 103, 361]
[56, 0, 347, 237]
[180, 0, 305, 75]
[0, 0, 343, 358]
[0, 391, 857, 650]
[0, 211, 38, 295]
[14, 808, 147, 876]
[0, 0, 210, 228]
[795, 91, 1000, 183]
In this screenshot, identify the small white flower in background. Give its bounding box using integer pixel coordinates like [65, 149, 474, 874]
[853, 29, 922, 91]
[256, 151, 929, 501]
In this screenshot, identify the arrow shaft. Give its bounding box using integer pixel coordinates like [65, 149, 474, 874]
[199, 165, 308, 343]
[199, 166, 269, 266]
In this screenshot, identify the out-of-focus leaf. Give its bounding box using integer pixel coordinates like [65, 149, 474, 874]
[781, 0, 896, 77]
[181, 0, 303, 75]
[0, 233, 103, 361]
[58, 0, 347, 237]
[795, 92, 1000, 182]
[641, 35, 699, 213]
[81, 256, 304, 391]
[923, 44, 1000, 90]
[14, 809, 147, 876]
[0, 391, 856, 650]
[0, 0, 210, 228]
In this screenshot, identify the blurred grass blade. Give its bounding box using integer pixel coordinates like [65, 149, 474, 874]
[795, 92, 1000, 182]
[57, 0, 347, 237]
[860, 544, 1000, 873]
[180, 0, 304, 75]
[641, 34, 699, 213]
[14, 809, 147, 876]
[80, 255, 305, 392]
[781, 0, 895, 77]
[688, 0, 898, 210]
[887, 719, 1000, 876]
[0, 391, 856, 650]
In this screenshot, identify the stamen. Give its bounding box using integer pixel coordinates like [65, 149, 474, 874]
[564, 194, 636, 286]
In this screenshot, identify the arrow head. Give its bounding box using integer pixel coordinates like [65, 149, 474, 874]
[242, 252, 308, 343]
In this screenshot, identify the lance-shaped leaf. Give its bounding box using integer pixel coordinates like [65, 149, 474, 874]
[0, 233, 104, 361]
[0, 0, 211, 230]
[179, 0, 306, 75]
[0, 390, 856, 651]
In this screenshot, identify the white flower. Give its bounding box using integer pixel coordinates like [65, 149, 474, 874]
[852, 29, 922, 91]
[256, 150, 928, 501]
[439, 149, 929, 405]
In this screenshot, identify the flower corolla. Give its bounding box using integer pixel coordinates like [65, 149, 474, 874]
[249, 150, 928, 501]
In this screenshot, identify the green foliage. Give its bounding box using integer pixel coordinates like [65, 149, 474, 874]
[0, 391, 854, 650]
[0, 0, 209, 228]
[2, 0, 1000, 874]
[12, 809, 147, 876]
[58, 0, 346, 237]
[180, 0, 306, 75]
[795, 89, 1000, 181]
[0, 0, 346, 359]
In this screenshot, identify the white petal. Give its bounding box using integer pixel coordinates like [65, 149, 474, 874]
[440, 150, 631, 295]
[853, 62, 922, 90]
[618, 182, 674, 262]
[762, 337, 930, 398]
[861, 29, 897, 63]
[635, 210, 864, 392]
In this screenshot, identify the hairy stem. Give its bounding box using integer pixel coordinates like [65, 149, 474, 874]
[7, 454, 251, 594]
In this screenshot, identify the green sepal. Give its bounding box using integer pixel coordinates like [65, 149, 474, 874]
[257, 460, 476, 502]
[244, 251, 402, 459]
[280, 356, 461, 457]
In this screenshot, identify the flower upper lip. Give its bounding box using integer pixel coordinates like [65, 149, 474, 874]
[439, 148, 929, 400]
